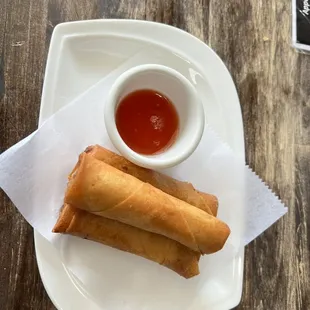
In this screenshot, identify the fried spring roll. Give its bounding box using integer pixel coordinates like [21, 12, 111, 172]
[65, 154, 230, 254]
[53, 204, 200, 279]
[70, 145, 218, 216]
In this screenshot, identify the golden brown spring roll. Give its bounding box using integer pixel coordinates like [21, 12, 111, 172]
[65, 154, 230, 254]
[198, 192, 218, 216]
[53, 204, 200, 279]
[70, 145, 218, 216]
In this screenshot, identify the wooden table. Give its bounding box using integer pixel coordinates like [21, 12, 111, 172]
[0, 0, 309, 309]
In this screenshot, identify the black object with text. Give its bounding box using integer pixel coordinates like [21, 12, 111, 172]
[294, 0, 310, 51]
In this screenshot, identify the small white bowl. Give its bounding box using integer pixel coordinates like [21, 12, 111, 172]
[104, 64, 205, 169]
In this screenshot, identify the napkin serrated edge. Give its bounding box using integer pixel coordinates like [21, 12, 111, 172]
[204, 123, 287, 208]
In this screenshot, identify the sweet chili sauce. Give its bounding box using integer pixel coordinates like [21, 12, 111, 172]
[115, 89, 179, 155]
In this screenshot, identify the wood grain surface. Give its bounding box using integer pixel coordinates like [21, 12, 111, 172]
[0, 0, 309, 309]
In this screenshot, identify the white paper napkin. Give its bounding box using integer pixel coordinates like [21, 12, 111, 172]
[0, 49, 287, 310]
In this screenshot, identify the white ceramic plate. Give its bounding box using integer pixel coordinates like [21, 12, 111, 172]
[36, 20, 245, 310]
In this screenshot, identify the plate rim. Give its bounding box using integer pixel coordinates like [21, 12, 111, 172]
[36, 19, 245, 310]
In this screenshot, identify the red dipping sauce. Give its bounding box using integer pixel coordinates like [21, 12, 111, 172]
[116, 89, 179, 155]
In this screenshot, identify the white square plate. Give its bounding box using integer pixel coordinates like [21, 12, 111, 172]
[36, 20, 245, 310]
